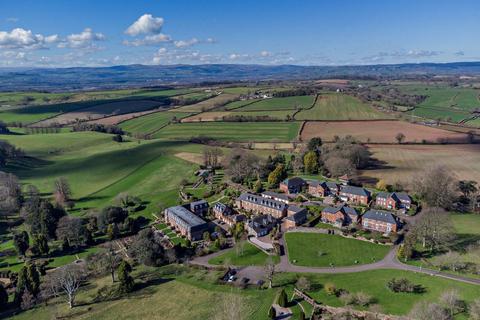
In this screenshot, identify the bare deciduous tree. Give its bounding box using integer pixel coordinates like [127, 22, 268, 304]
[43, 263, 86, 308]
[469, 298, 480, 320]
[412, 207, 454, 252]
[412, 166, 458, 209]
[264, 256, 275, 289]
[439, 289, 465, 317]
[409, 301, 451, 320]
[54, 177, 72, 208]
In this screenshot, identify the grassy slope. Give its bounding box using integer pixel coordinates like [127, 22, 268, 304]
[2, 132, 198, 218]
[208, 243, 280, 266]
[8, 266, 276, 320]
[285, 232, 391, 267]
[119, 111, 192, 134]
[451, 213, 480, 235]
[295, 93, 390, 120]
[152, 122, 300, 142]
[233, 96, 314, 111]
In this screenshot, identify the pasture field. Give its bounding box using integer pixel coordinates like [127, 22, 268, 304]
[182, 110, 294, 122]
[0, 91, 73, 107]
[208, 243, 280, 266]
[397, 85, 479, 123]
[284, 232, 390, 267]
[35, 99, 166, 126]
[451, 213, 480, 235]
[232, 95, 314, 111]
[1, 132, 201, 218]
[222, 99, 258, 110]
[119, 111, 192, 134]
[295, 93, 390, 120]
[362, 144, 480, 185]
[300, 120, 470, 143]
[152, 122, 300, 142]
[173, 93, 239, 112]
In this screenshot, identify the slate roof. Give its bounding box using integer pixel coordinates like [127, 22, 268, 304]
[166, 206, 207, 227]
[248, 214, 276, 233]
[341, 185, 370, 197]
[342, 206, 358, 216]
[286, 210, 307, 223]
[282, 177, 306, 187]
[287, 205, 305, 213]
[262, 191, 290, 201]
[213, 202, 232, 215]
[238, 193, 286, 210]
[322, 206, 342, 214]
[326, 181, 339, 190]
[363, 209, 396, 224]
[376, 191, 391, 199]
[394, 192, 412, 202]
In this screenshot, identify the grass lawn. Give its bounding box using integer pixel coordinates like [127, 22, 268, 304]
[233, 96, 314, 111]
[275, 269, 480, 317]
[451, 213, 480, 235]
[285, 232, 390, 267]
[209, 243, 280, 266]
[295, 93, 390, 120]
[7, 265, 276, 320]
[152, 122, 300, 142]
[119, 111, 192, 134]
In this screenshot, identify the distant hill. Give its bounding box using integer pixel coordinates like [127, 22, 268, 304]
[1, 62, 480, 91]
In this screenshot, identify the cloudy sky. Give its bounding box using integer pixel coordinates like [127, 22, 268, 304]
[0, 0, 479, 68]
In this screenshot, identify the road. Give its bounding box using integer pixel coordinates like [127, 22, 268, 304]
[190, 232, 480, 286]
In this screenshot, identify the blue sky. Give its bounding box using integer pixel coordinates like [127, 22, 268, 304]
[0, 0, 479, 67]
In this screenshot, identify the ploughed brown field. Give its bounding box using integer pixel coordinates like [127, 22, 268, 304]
[301, 120, 469, 143]
[361, 144, 480, 186]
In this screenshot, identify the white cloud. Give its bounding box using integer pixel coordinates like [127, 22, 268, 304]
[260, 50, 272, 57]
[0, 28, 59, 49]
[58, 28, 105, 49]
[206, 37, 216, 43]
[125, 14, 164, 36]
[174, 38, 199, 48]
[6, 17, 19, 23]
[455, 50, 465, 56]
[123, 33, 171, 46]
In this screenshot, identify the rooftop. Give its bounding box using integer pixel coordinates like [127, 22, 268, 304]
[363, 209, 396, 224]
[238, 193, 286, 210]
[341, 185, 370, 197]
[166, 206, 207, 227]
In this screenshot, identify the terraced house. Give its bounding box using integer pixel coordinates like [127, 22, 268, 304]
[164, 204, 209, 241]
[362, 209, 398, 233]
[213, 202, 245, 227]
[236, 193, 287, 218]
[339, 185, 371, 205]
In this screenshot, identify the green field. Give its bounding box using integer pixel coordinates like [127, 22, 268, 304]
[276, 269, 480, 317]
[451, 213, 480, 235]
[2, 132, 200, 218]
[119, 111, 192, 134]
[223, 99, 259, 110]
[208, 243, 280, 266]
[295, 93, 390, 120]
[397, 85, 480, 123]
[152, 122, 300, 142]
[232, 96, 314, 111]
[285, 232, 391, 267]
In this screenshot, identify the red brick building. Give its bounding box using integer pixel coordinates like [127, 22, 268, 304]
[279, 177, 306, 194]
[362, 209, 398, 233]
[339, 186, 370, 205]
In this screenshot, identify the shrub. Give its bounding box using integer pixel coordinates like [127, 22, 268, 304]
[387, 278, 424, 293]
[324, 282, 337, 295]
[277, 288, 288, 307]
